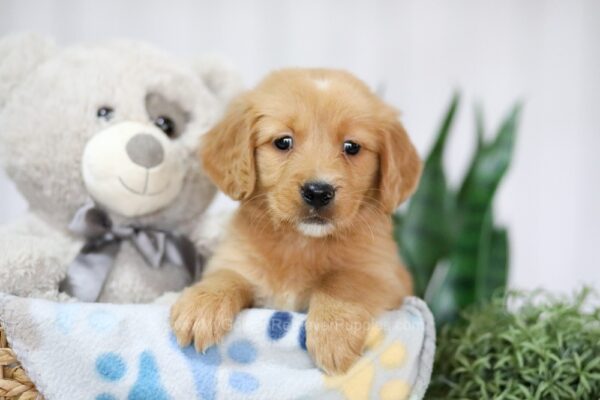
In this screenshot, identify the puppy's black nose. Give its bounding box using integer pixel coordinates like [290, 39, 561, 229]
[301, 181, 335, 209]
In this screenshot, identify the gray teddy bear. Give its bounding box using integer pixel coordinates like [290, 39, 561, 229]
[0, 33, 239, 302]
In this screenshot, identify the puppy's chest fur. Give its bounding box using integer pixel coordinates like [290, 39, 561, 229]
[236, 224, 378, 312]
[206, 206, 404, 313]
[249, 236, 335, 311]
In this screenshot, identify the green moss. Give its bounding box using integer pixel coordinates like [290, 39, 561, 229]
[427, 289, 600, 399]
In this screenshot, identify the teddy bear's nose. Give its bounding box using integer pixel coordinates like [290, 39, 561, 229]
[125, 133, 165, 169]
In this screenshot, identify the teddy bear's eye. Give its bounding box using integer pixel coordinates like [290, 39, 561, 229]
[96, 107, 114, 121]
[154, 116, 176, 138]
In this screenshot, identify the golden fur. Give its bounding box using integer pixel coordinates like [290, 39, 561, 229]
[171, 69, 422, 374]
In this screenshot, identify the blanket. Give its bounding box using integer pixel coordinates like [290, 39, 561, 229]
[0, 293, 435, 400]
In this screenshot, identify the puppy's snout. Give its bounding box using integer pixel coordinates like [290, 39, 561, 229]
[126, 133, 164, 168]
[301, 181, 335, 209]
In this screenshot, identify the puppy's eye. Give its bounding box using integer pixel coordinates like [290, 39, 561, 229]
[155, 116, 176, 138]
[273, 136, 294, 151]
[343, 140, 361, 156]
[96, 107, 114, 121]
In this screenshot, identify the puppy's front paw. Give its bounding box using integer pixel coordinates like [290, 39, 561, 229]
[170, 285, 238, 352]
[306, 303, 371, 374]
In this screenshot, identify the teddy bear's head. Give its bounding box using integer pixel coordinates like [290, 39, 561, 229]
[0, 34, 239, 231]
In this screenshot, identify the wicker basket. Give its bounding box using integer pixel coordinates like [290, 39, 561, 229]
[0, 324, 41, 400]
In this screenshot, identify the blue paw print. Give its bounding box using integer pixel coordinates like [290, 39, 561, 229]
[96, 393, 118, 400]
[128, 351, 169, 400]
[96, 353, 126, 381]
[171, 335, 261, 398]
[88, 310, 118, 333]
[267, 311, 308, 351]
[169, 335, 220, 400]
[267, 311, 293, 340]
[228, 371, 259, 393]
[94, 351, 169, 400]
[228, 339, 257, 364]
[91, 310, 308, 400]
[226, 340, 259, 393]
[73, 309, 169, 400]
[298, 320, 307, 350]
[55, 303, 82, 334]
[56, 306, 120, 335]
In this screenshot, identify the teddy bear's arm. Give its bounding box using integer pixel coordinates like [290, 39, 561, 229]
[190, 209, 235, 266]
[0, 212, 79, 300]
[150, 211, 234, 304]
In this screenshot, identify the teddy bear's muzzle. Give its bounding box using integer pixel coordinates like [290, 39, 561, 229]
[81, 121, 185, 218]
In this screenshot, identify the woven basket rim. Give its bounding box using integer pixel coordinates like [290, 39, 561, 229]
[0, 323, 42, 400]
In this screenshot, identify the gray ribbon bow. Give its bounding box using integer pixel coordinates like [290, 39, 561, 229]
[59, 202, 203, 302]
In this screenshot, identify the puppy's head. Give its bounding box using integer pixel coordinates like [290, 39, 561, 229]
[202, 69, 421, 238]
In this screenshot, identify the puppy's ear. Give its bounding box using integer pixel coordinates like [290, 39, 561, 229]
[378, 117, 422, 213]
[201, 95, 256, 201]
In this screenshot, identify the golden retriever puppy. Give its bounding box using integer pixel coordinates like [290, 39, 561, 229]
[171, 69, 421, 374]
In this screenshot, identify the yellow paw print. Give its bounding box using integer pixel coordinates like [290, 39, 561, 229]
[323, 325, 411, 400]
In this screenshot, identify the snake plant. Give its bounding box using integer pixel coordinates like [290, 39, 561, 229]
[393, 94, 521, 325]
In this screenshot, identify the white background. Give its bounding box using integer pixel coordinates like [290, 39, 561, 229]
[1, 0, 599, 293]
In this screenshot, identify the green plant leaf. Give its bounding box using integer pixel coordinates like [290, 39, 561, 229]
[456, 103, 521, 211]
[474, 102, 485, 151]
[395, 93, 459, 297]
[476, 208, 509, 302]
[427, 103, 521, 323]
[425, 260, 458, 325]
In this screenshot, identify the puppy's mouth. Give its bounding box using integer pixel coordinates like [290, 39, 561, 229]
[303, 216, 328, 225]
[296, 216, 335, 238]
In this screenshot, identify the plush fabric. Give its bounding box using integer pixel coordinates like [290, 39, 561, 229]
[0, 293, 435, 400]
[0, 33, 240, 302]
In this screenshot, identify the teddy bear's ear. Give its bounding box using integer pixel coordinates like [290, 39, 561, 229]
[0, 33, 56, 109]
[193, 56, 244, 107]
